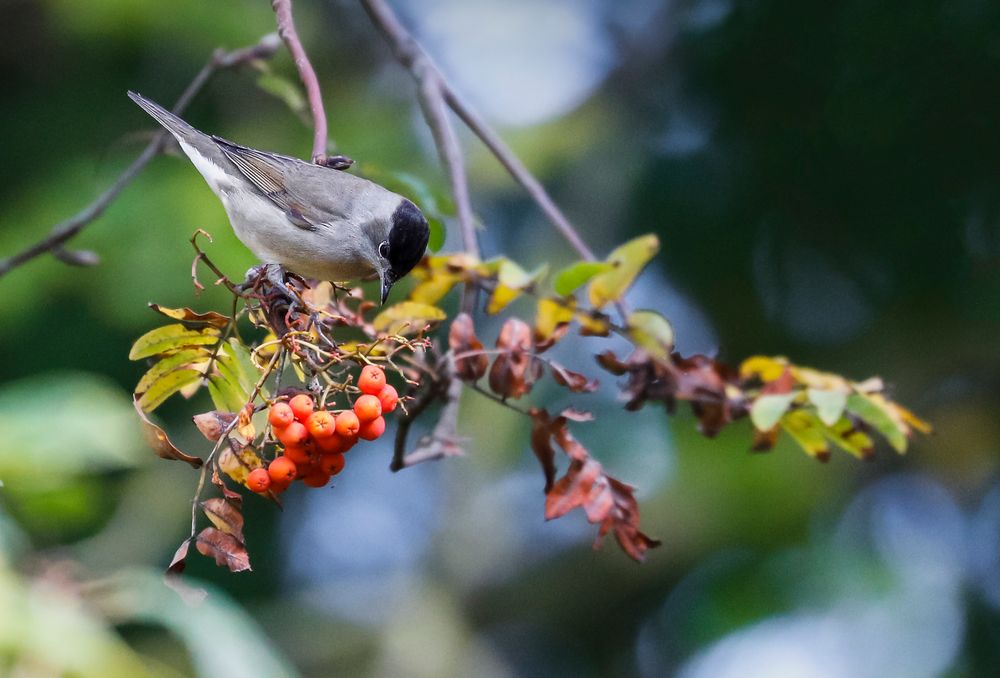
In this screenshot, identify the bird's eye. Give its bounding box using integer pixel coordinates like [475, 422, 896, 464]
[378, 241, 390, 259]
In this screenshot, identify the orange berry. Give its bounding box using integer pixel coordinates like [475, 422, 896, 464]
[283, 443, 313, 465]
[306, 410, 336, 439]
[295, 459, 317, 478]
[301, 469, 332, 488]
[289, 394, 315, 421]
[354, 394, 382, 423]
[268, 456, 297, 483]
[319, 453, 346, 476]
[358, 416, 386, 441]
[358, 364, 387, 395]
[268, 402, 295, 429]
[377, 385, 398, 414]
[316, 433, 346, 455]
[341, 436, 357, 453]
[247, 467, 271, 493]
[270, 478, 291, 494]
[277, 420, 310, 447]
[335, 410, 360, 437]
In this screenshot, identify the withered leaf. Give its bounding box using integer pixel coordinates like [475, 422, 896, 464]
[528, 408, 559, 493]
[489, 318, 543, 399]
[211, 467, 243, 503]
[166, 539, 191, 576]
[237, 403, 256, 440]
[449, 313, 489, 381]
[192, 410, 236, 442]
[550, 362, 599, 393]
[133, 396, 203, 468]
[201, 498, 245, 543]
[195, 527, 251, 572]
[148, 303, 231, 329]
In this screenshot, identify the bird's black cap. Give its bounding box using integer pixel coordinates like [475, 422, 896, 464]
[387, 199, 430, 281]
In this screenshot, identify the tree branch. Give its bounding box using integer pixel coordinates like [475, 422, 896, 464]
[0, 34, 282, 280]
[358, 0, 597, 263]
[271, 0, 329, 164]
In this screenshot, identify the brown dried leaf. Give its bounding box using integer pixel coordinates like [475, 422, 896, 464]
[195, 527, 251, 572]
[237, 403, 256, 440]
[489, 318, 543, 399]
[211, 467, 243, 503]
[550, 362, 599, 393]
[192, 410, 236, 442]
[449, 313, 489, 381]
[166, 539, 191, 576]
[133, 396, 203, 468]
[201, 498, 245, 543]
[528, 408, 559, 493]
[148, 303, 231, 329]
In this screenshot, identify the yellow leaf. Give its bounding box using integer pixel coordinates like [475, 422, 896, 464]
[535, 298, 576, 342]
[626, 310, 674, 360]
[129, 324, 220, 360]
[136, 368, 204, 413]
[780, 410, 830, 461]
[372, 301, 446, 336]
[587, 234, 660, 308]
[739, 355, 789, 382]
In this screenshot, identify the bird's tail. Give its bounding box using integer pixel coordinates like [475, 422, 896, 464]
[127, 91, 198, 140]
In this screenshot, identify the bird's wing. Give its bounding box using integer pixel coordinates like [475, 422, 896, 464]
[212, 137, 340, 230]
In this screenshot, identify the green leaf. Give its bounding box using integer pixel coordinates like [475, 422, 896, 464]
[221, 340, 258, 396]
[780, 410, 830, 461]
[626, 310, 674, 360]
[372, 301, 446, 335]
[208, 374, 246, 414]
[129, 324, 220, 360]
[808, 388, 849, 426]
[847, 393, 908, 452]
[553, 261, 613, 297]
[487, 260, 548, 314]
[137, 368, 205, 413]
[751, 392, 798, 431]
[134, 349, 208, 394]
[588, 234, 660, 308]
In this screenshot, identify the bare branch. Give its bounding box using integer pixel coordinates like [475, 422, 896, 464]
[271, 0, 330, 164]
[0, 34, 281, 280]
[358, 0, 597, 263]
[392, 358, 464, 471]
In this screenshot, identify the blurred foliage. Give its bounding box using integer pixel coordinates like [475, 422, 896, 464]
[1, 0, 999, 676]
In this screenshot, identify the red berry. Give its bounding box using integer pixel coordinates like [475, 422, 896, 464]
[268, 402, 295, 429]
[270, 478, 291, 494]
[358, 416, 386, 441]
[283, 443, 313, 465]
[377, 385, 398, 414]
[289, 394, 315, 421]
[247, 467, 271, 493]
[316, 433, 346, 455]
[335, 410, 360, 437]
[306, 410, 336, 439]
[354, 394, 382, 423]
[358, 364, 387, 395]
[268, 456, 297, 483]
[301, 469, 332, 488]
[319, 453, 346, 476]
[277, 420, 310, 447]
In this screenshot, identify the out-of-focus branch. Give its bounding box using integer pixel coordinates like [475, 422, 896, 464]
[391, 358, 464, 471]
[0, 34, 281, 280]
[358, 0, 597, 263]
[271, 0, 330, 164]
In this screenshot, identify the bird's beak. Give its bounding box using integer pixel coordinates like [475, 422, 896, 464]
[380, 270, 394, 305]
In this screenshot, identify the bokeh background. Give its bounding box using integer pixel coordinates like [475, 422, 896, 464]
[2, 0, 1000, 676]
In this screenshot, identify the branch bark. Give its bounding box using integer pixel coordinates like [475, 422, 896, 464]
[358, 0, 597, 263]
[0, 34, 281, 280]
[271, 0, 329, 164]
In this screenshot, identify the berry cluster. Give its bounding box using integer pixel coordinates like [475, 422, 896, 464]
[246, 365, 398, 494]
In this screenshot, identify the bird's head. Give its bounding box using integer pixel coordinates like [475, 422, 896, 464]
[373, 199, 430, 304]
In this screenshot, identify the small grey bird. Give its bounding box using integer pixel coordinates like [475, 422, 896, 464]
[128, 91, 429, 303]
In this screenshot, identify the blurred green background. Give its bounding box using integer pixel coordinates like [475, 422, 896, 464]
[2, 0, 999, 676]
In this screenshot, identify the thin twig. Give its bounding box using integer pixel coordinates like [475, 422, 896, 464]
[271, 0, 329, 164]
[0, 34, 281, 279]
[358, 0, 596, 263]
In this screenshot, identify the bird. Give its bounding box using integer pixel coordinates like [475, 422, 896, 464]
[127, 91, 429, 304]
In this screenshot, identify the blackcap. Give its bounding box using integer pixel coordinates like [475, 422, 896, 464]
[128, 91, 429, 304]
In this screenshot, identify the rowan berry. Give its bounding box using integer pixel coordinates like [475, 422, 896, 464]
[377, 385, 398, 413]
[268, 402, 295, 429]
[247, 467, 271, 493]
[354, 394, 382, 423]
[319, 453, 346, 476]
[358, 364, 387, 395]
[358, 416, 386, 441]
[268, 456, 297, 483]
[289, 394, 315, 421]
[277, 420, 310, 447]
[335, 410, 360, 437]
